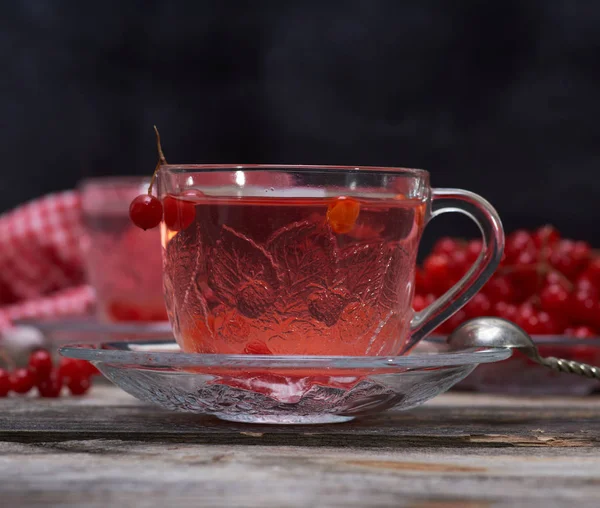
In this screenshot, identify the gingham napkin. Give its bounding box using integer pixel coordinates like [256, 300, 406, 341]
[0, 191, 95, 332]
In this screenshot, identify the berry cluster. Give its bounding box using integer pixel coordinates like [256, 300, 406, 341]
[416, 225, 599, 337]
[0, 349, 98, 398]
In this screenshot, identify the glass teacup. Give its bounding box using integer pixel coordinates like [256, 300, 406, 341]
[80, 177, 168, 323]
[158, 165, 503, 356]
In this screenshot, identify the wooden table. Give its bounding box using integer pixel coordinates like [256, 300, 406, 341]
[1, 386, 599, 507]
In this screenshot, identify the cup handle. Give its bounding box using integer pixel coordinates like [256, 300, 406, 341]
[405, 188, 504, 353]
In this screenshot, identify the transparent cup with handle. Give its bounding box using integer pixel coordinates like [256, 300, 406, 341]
[157, 165, 504, 356]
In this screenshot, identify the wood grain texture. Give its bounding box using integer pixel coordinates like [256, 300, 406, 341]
[1, 387, 600, 507]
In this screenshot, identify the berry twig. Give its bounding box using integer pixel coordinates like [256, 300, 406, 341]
[129, 126, 170, 230]
[147, 126, 168, 196]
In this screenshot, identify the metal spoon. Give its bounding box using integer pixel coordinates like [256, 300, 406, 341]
[447, 317, 600, 379]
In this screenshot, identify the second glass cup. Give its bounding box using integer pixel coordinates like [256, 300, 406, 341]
[80, 177, 168, 323]
[158, 165, 503, 356]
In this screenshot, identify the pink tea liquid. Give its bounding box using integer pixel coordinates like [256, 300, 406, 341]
[163, 192, 426, 356]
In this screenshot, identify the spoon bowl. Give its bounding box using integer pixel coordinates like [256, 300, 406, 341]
[448, 317, 600, 380]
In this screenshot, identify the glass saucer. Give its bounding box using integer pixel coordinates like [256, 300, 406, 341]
[60, 340, 511, 424]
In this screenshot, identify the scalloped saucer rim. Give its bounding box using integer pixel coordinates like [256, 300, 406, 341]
[59, 339, 513, 369]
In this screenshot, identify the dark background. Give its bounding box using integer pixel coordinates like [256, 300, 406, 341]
[3, 1, 600, 246]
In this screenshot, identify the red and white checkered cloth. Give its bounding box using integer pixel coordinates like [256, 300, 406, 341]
[0, 191, 95, 331]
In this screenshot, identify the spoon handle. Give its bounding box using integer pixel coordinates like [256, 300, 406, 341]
[540, 356, 600, 379]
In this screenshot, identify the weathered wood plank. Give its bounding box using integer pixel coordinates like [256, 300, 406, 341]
[1, 387, 600, 507]
[1, 441, 600, 507]
[0, 388, 598, 449]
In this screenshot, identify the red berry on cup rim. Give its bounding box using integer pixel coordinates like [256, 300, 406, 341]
[163, 195, 196, 231]
[129, 194, 163, 230]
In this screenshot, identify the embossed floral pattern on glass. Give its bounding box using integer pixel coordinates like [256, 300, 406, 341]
[163, 196, 424, 356]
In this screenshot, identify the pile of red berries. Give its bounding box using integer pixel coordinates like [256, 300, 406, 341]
[416, 225, 600, 337]
[0, 349, 98, 398]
